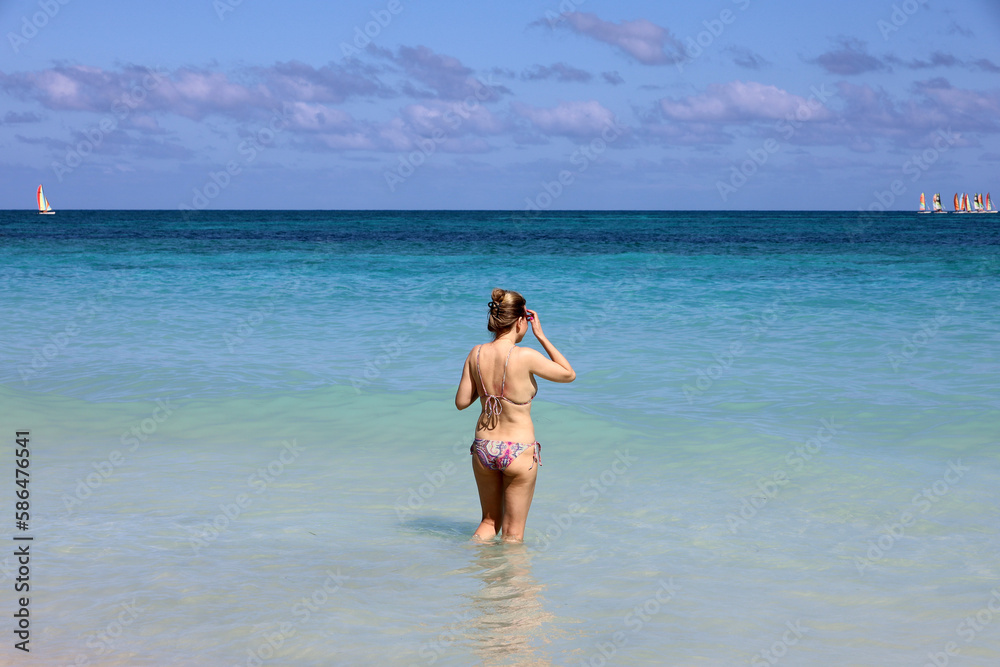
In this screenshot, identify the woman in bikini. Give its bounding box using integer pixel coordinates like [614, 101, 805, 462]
[454, 288, 576, 542]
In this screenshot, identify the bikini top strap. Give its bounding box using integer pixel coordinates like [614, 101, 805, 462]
[500, 345, 515, 398]
[477, 343, 517, 398]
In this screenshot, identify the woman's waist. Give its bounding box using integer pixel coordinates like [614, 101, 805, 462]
[473, 427, 537, 444]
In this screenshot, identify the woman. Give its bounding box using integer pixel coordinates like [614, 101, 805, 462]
[455, 288, 576, 542]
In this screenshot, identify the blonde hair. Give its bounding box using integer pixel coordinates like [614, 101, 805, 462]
[487, 288, 526, 337]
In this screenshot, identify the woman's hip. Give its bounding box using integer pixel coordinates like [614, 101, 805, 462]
[471, 437, 541, 471]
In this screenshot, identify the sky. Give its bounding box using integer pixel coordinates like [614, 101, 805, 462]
[1, 0, 999, 210]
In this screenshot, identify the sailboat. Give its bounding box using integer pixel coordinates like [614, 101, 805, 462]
[954, 193, 971, 213]
[918, 192, 930, 213]
[985, 193, 998, 214]
[932, 193, 946, 213]
[36, 184, 54, 214]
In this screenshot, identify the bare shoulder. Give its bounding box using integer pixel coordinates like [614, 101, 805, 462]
[466, 344, 485, 366]
[517, 346, 546, 366]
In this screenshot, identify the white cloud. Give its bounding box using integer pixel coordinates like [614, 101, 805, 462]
[555, 12, 685, 66]
[513, 100, 618, 137]
[659, 81, 832, 122]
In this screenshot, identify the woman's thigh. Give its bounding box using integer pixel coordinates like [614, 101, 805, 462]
[501, 446, 539, 539]
[472, 453, 504, 521]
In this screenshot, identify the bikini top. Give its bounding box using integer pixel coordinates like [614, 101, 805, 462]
[475, 343, 537, 420]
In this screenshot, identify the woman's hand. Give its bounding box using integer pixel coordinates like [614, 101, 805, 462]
[525, 308, 544, 338]
[522, 309, 575, 382]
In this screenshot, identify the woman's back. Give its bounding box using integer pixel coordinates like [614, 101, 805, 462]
[473, 343, 537, 438]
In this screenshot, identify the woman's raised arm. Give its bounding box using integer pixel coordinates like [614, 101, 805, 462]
[524, 309, 575, 383]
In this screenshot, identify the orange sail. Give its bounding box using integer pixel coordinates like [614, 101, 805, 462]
[954, 193, 960, 211]
[919, 193, 926, 211]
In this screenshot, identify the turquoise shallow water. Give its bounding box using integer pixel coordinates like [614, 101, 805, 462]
[1, 210, 998, 665]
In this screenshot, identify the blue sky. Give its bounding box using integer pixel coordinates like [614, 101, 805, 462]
[1, 0, 999, 210]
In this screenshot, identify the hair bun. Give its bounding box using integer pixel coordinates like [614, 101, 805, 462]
[486, 288, 526, 336]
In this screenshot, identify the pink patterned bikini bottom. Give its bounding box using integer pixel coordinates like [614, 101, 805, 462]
[471, 438, 541, 471]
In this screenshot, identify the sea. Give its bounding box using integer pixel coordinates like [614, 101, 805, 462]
[0, 210, 997, 666]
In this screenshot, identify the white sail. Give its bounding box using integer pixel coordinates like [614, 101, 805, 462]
[37, 184, 54, 214]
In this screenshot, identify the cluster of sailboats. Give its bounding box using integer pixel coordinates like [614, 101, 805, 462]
[919, 192, 997, 214]
[31, 181, 999, 216]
